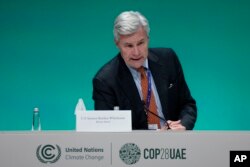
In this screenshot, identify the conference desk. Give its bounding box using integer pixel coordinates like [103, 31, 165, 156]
[0, 131, 249, 167]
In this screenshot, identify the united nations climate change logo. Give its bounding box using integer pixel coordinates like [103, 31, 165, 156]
[119, 143, 141, 165]
[36, 144, 61, 163]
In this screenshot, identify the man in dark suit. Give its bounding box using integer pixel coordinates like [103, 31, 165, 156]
[92, 11, 197, 130]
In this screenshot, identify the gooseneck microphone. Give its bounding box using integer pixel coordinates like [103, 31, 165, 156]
[141, 100, 170, 129]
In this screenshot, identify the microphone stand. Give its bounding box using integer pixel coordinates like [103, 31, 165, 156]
[142, 101, 171, 130]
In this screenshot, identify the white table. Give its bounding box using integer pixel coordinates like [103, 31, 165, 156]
[0, 131, 249, 167]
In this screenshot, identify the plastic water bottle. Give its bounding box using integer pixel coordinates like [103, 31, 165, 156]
[32, 107, 41, 131]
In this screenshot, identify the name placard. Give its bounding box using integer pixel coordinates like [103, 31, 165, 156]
[76, 110, 132, 132]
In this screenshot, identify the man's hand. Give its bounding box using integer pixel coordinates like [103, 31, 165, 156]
[160, 120, 186, 131]
[168, 120, 186, 130]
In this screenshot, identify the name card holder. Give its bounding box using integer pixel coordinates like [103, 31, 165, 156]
[76, 110, 132, 132]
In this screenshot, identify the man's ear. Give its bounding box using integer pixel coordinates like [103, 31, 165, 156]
[114, 39, 120, 48]
[114, 38, 118, 45]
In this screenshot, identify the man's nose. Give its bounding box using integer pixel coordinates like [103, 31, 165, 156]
[132, 46, 139, 56]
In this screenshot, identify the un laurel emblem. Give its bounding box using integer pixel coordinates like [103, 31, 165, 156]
[36, 144, 61, 163]
[119, 143, 141, 165]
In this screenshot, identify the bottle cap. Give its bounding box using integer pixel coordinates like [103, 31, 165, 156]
[34, 107, 39, 112]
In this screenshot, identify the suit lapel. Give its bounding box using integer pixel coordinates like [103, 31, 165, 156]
[116, 55, 146, 118]
[148, 51, 169, 120]
[117, 58, 141, 104]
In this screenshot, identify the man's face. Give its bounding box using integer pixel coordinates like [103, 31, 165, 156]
[115, 27, 149, 69]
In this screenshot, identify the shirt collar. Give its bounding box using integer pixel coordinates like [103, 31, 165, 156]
[127, 59, 148, 78]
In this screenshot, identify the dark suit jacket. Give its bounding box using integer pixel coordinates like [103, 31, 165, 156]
[92, 48, 197, 130]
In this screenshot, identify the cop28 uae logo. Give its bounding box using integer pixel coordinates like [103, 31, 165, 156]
[119, 143, 141, 165]
[36, 144, 61, 163]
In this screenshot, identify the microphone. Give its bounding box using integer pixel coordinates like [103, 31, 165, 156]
[142, 100, 170, 129]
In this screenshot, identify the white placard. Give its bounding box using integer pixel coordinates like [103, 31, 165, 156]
[76, 110, 132, 132]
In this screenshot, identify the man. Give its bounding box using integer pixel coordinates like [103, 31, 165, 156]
[92, 11, 197, 130]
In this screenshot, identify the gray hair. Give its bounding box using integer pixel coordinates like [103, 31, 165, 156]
[113, 11, 150, 41]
